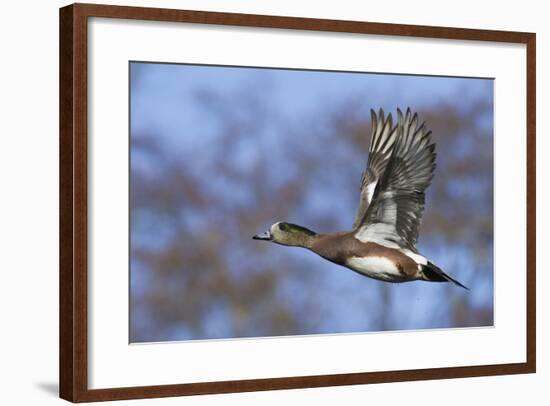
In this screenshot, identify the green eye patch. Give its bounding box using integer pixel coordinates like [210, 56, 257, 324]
[278, 222, 316, 236]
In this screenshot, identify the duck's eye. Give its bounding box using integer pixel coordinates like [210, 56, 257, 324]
[278, 223, 288, 231]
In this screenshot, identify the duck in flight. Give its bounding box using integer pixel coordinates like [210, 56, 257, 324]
[253, 108, 468, 290]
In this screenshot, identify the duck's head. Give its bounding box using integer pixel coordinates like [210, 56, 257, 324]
[253, 222, 317, 248]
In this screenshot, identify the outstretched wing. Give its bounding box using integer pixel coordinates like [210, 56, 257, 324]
[354, 108, 436, 250]
[352, 109, 399, 229]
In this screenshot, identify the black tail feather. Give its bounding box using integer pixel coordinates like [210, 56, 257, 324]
[421, 262, 469, 290]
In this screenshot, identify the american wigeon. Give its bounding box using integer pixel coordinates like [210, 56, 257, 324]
[254, 108, 468, 290]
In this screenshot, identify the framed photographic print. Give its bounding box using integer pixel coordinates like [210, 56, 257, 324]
[59, 3, 536, 402]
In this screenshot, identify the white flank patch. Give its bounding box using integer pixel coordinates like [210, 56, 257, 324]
[402, 249, 428, 265]
[347, 256, 404, 282]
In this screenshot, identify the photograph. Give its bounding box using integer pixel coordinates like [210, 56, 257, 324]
[129, 62, 494, 343]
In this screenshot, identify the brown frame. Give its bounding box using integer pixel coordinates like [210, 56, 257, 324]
[59, 3, 536, 403]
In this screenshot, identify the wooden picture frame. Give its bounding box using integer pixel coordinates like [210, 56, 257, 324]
[59, 3, 536, 402]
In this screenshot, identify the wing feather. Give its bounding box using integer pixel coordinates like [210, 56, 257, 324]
[355, 108, 436, 250]
[352, 109, 399, 229]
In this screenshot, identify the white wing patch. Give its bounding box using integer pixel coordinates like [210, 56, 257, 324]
[354, 224, 428, 267]
[365, 181, 377, 205]
[355, 223, 399, 246]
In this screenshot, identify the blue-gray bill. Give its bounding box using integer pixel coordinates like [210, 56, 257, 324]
[253, 231, 272, 241]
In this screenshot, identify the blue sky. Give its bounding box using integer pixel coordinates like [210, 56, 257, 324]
[131, 62, 492, 149]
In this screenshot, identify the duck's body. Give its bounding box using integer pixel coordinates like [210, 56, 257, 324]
[253, 108, 468, 290]
[311, 232, 423, 283]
